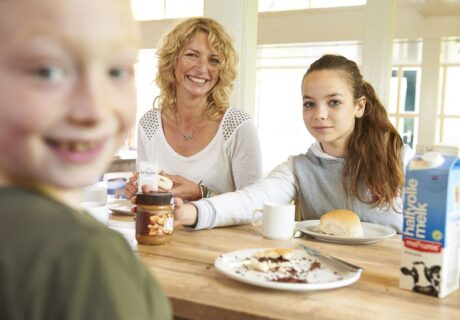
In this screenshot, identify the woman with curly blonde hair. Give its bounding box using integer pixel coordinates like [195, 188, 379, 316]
[174, 54, 413, 232]
[156, 17, 237, 120]
[125, 17, 262, 201]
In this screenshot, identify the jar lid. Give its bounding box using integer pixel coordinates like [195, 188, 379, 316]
[136, 191, 173, 205]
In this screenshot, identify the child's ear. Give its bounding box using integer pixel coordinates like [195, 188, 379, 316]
[355, 96, 366, 118]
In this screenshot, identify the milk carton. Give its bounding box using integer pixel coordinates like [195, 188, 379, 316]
[400, 152, 460, 298]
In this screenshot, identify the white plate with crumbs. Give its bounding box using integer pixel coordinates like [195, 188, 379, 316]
[295, 220, 396, 244]
[214, 248, 361, 291]
[108, 199, 133, 215]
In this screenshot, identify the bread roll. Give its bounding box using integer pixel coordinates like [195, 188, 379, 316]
[319, 209, 363, 237]
[158, 175, 173, 191]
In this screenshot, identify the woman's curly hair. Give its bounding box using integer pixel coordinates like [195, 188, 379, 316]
[305, 54, 404, 209]
[154, 17, 238, 120]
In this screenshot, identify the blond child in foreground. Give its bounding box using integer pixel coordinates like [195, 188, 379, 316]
[0, 0, 171, 318]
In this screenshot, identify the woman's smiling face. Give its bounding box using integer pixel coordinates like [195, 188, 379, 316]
[301, 69, 365, 157]
[0, 0, 140, 188]
[174, 31, 222, 100]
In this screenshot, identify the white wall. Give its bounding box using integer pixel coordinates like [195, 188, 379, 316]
[256, 7, 460, 45]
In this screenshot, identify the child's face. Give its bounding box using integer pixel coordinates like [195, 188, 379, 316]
[301, 70, 365, 157]
[0, 0, 139, 189]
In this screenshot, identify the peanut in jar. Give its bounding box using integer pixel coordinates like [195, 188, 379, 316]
[135, 192, 174, 245]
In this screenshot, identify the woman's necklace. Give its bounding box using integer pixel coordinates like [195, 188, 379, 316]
[182, 131, 194, 141]
[175, 114, 198, 141]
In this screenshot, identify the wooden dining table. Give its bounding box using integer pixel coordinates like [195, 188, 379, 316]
[109, 215, 460, 320]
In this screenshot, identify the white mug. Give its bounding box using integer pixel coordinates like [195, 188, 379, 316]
[81, 201, 109, 225]
[82, 185, 107, 204]
[252, 203, 295, 240]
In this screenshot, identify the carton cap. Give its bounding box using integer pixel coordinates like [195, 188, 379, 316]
[421, 151, 444, 167]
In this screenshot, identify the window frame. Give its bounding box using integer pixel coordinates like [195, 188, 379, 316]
[438, 63, 460, 144]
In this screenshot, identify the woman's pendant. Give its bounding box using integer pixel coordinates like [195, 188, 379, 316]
[183, 133, 194, 141]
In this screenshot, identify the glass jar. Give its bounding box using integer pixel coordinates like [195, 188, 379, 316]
[135, 191, 174, 245]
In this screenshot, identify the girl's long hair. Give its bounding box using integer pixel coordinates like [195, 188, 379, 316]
[305, 55, 404, 209]
[154, 17, 238, 120]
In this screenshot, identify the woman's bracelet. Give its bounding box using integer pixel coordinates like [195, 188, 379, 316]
[199, 184, 204, 199]
[197, 182, 213, 199]
[203, 185, 209, 198]
[198, 180, 204, 199]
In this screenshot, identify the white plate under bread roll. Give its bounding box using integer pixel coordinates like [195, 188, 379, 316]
[318, 209, 363, 238]
[158, 175, 173, 191]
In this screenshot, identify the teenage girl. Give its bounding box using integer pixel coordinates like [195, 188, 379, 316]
[172, 54, 413, 233]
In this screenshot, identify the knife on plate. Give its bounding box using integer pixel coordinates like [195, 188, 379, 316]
[299, 244, 363, 273]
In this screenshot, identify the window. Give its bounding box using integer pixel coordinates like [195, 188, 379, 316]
[255, 42, 362, 173]
[389, 40, 422, 149]
[131, 0, 203, 21]
[389, 67, 421, 148]
[131, 0, 367, 19]
[439, 38, 460, 145]
[118, 49, 160, 155]
[133, 49, 160, 149]
[258, 0, 366, 12]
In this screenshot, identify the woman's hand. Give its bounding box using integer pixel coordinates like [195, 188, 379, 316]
[160, 171, 201, 200]
[129, 184, 164, 214]
[131, 184, 198, 226]
[173, 197, 198, 226]
[123, 172, 139, 200]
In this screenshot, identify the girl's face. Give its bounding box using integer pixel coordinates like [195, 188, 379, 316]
[174, 31, 222, 101]
[301, 70, 365, 157]
[0, 0, 140, 190]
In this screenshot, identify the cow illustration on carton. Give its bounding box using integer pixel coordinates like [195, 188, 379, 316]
[401, 261, 441, 297]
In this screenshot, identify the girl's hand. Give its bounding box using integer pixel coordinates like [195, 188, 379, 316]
[173, 197, 198, 226]
[123, 172, 139, 200]
[160, 171, 202, 200]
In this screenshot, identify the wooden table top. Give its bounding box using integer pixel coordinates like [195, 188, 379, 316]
[109, 215, 460, 320]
